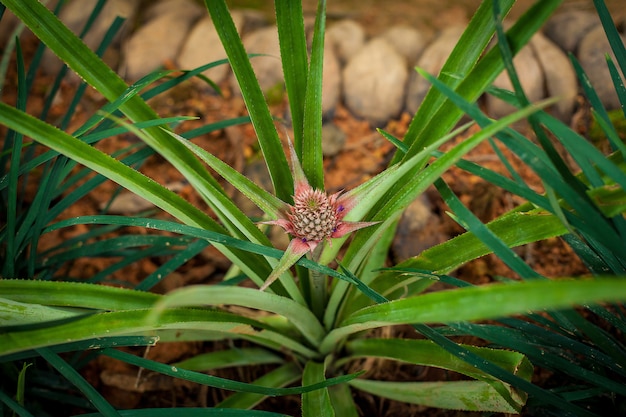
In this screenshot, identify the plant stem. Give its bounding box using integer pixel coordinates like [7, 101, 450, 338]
[309, 245, 326, 320]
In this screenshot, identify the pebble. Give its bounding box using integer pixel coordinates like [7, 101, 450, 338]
[40, 0, 139, 78]
[321, 123, 346, 157]
[326, 19, 366, 65]
[342, 37, 408, 126]
[177, 15, 238, 87]
[391, 194, 445, 262]
[120, 0, 203, 81]
[543, 10, 599, 53]
[485, 35, 545, 119]
[530, 32, 577, 121]
[381, 25, 428, 66]
[104, 181, 186, 214]
[405, 26, 465, 115]
[577, 24, 625, 111]
[322, 45, 341, 118]
[229, 26, 283, 96]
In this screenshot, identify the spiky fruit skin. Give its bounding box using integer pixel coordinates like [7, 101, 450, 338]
[290, 188, 339, 243]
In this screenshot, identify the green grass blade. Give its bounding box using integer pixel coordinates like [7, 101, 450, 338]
[3, 41, 26, 278]
[162, 128, 285, 218]
[302, 360, 335, 417]
[593, 0, 626, 77]
[0, 389, 35, 417]
[386, 205, 566, 275]
[0, 279, 160, 310]
[320, 278, 626, 354]
[136, 239, 209, 291]
[396, 0, 515, 161]
[275, 0, 308, 154]
[150, 285, 325, 347]
[344, 338, 532, 382]
[77, 408, 292, 417]
[1, 336, 157, 363]
[349, 379, 522, 413]
[570, 53, 626, 155]
[217, 363, 301, 410]
[203, 0, 292, 201]
[301, 0, 326, 190]
[37, 347, 122, 417]
[102, 348, 360, 397]
[435, 177, 541, 278]
[0, 103, 274, 283]
[174, 348, 283, 371]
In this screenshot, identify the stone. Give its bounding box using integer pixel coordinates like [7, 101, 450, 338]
[405, 26, 464, 115]
[321, 123, 346, 157]
[120, 0, 203, 81]
[326, 19, 366, 65]
[529, 32, 577, 121]
[176, 9, 268, 88]
[342, 37, 408, 126]
[578, 24, 625, 111]
[544, 10, 599, 53]
[381, 25, 428, 66]
[233, 159, 273, 219]
[177, 15, 240, 87]
[104, 181, 186, 214]
[392, 194, 445, 262]
[40, 0, 139, 78]
[322, 45, 341, 118]
[485, 36, 545, 119]
[230, 26, 283, 95]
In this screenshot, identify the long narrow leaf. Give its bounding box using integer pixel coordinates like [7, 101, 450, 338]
[203, 0, 292, 201]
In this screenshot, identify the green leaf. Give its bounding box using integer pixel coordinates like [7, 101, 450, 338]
[349, 379, 523, 413]
[0, 297, 85, 327]
[275, 0, 308, 154]
[203, 0, 292, 201]
[302, 360, 335, 417]
[320, 278, 626, 354]
[301, 0, 326, 190]
[103, 348, 361, 397]
[385, 205, 566, 275]
[0, 279, 159, 310]
[37, 348, 122, 417]
[344, 338, 532, 382]
[217, 363, 301, 410]
[149, 285, 325, 347]
[173, 348, 283, 371]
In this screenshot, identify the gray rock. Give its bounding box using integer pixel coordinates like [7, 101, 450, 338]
[392, 194, 444, 262]
[120, 0, 203, 81]
[544, 10, 599, 53]
[233, 158, 273, 219]
[230, 26, 283, 95]
[177, 15, 241, 87]
[104, 181, 186, 214]
[321, 123, 346, 157]
[326, 19, 366, 65]
[322, 45, 341, 118]
[485, 37, 545, 119]
[578, 24, 624, 111]
[342, 38, 408, 126]
[530, 32, 577, 121]
[40, 0, 139, 77]
[405, 26, 464, 115]
[381, 25, 428, 66]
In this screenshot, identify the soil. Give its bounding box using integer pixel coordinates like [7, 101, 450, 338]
[2, 1, 621, 416]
